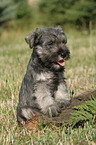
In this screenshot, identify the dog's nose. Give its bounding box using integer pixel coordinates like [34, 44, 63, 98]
[61, 52, 66, 58]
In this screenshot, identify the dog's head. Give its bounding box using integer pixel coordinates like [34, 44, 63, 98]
[25, 26, 70, 71]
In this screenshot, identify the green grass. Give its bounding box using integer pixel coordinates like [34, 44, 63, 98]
[0, 28, 96, 144]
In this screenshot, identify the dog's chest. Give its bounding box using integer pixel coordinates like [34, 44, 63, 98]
[35, 72, 59, 90]
[36, 72, 52, 81]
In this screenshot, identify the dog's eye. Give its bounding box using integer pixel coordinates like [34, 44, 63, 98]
[58, 49, 63, 55]
[47, 41, 54, 46]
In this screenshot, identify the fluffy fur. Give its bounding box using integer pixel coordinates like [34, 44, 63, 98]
[17, 26, 70, 124]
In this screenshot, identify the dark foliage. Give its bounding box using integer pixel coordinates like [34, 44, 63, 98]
[39, 0, 96, 27]
[14, 0, 31, 19]
[0, 1, 17, 25]
[0, 0, 31, 26]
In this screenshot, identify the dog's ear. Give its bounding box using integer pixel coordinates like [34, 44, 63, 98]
[25, 28, 42, 49]
[25, 31, 36, 49]
[56, 26, 67, 44]
[55, 26, 63, 31]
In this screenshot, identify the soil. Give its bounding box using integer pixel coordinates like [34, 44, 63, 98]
[24, 89, 96, 129]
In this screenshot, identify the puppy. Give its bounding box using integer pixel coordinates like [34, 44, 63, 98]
[17, 26, 70, 124]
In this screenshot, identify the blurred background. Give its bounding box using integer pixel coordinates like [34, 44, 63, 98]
[1, 2, 96, 143]
[0, 0, 96, 34]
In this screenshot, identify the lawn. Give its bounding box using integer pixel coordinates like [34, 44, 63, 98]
[0, 27, 96, 144]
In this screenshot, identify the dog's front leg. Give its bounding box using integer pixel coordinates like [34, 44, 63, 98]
[55, 81, 70, 108]
[34, 82, 61, 117]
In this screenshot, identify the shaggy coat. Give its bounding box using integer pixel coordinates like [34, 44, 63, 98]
[17, 27, 70, 124]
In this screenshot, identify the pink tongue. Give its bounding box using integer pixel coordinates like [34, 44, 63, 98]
[57, 61, 65, 66]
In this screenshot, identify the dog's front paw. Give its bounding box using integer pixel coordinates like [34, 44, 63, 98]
[57, 99, 71, 108]
[45, 105, 61, 117]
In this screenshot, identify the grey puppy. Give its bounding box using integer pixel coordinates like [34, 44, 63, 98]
[17, 26, 70, 124]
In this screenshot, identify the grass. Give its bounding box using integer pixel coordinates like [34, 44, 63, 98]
[0, 27, 96, 144]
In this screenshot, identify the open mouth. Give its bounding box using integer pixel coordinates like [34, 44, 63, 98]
[57, 59, 65, 66]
